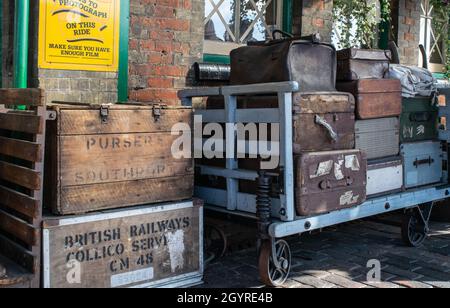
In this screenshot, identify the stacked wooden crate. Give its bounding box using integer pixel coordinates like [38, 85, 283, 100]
[0, 89, 46, 288]
[41, 103, 202, 288]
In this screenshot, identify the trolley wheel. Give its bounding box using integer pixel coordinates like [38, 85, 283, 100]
[204, 223, 227, 262]
[401, 210, 428, 247]
[258, 239, 291, 287]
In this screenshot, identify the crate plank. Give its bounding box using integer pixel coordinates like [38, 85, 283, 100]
[0, 234, 36, 274]
[59, 176, 194, 214]
[0, 113, 43, 134]
[0, 89, 43, 106]
[0, 136, 42, 162]
[58, 108, 192, 135]
[0, 210, 39, 246]
[0, 185, 40, 218]
[0, 161, 41, 190]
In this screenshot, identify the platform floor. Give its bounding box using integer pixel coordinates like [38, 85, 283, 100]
[201, 215, 450, 288]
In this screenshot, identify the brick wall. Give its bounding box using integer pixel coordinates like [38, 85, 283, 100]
[294, 0, 334, 43]
[397, 0, 421, 66]
[128, 0, 204, 105]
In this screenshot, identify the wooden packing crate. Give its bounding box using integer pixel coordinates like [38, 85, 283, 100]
[42, 199, 203, 288]
[44, 103, 194, 215]
[0, 89, 46, 288]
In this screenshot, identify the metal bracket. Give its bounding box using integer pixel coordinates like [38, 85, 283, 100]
[46, 110, 57, 121]
[152, 105, 162, 122]
[415, 202, 434, 233]
[100, 105, 109, 124]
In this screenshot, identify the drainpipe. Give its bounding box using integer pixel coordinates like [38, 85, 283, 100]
[13, 0, 29, 89]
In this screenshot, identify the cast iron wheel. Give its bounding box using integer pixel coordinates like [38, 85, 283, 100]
[259, 239, 291, 287]
[401, 210, 428, 247]
[204, 223, 227, 262]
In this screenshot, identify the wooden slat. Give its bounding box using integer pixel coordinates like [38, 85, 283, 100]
[0, 136, 42, 162]
[0, 255, 33, 287]
[0, 161, 41, 190]
[0, 210, 39, 246]
[0, 89, 43, 106]
[0, 186, 40, 219]
[0, 234, 36, 274]
[0, 113, 43, 134]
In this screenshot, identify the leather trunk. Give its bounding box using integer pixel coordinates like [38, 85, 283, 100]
[400, 96, 439, 143]
[296, 150, 367, 216]
[337, 48, 392, 81]
[230, 40, 337, 92]
[206, 92, 356, 153]
[355, 117, 400, 160]
[336, 79, 402, 119]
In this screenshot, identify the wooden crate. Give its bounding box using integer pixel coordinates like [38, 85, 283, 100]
[42, 200, 203, 288]
[44, 103, 194, 215]
[0, 89, 46, 288]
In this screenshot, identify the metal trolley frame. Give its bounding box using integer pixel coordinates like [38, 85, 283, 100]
[179, 82, 450, 286]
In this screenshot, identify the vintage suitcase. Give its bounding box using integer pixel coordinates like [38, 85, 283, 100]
[336, 79, 402, 119]
[42, 200, 203, 288]
[355, 117, 400, 159]
[367, 157, 403, 197]
[230, 39, 337, 92]
[337, 48, 392, 81]
[401, 141, 443, 189]
[44, 103, 194, 215]
[296, 150, 367, 216]
[400, 96, 439, 143]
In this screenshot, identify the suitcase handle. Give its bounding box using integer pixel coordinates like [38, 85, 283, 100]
[315, 115, 338, 142]
[319, 178, 354, 190]
[414, 157, 434, 168]
[410, 112, 431, 122]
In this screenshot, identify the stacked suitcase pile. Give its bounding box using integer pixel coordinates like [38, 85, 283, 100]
[227, 39, 444, 217]
[336, 49, 404, 197]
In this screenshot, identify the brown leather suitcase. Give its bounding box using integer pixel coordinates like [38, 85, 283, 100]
[336, 79, 402, 119]
[296, 150, 367, 216]
[337, 48, 392, 81]
[206, 92, 356, 153]
[230, 39, 337, 92]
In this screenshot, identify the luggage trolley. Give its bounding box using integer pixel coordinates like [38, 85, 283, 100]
[179, 82, 450, 287]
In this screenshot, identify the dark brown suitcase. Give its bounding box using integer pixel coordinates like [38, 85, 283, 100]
[230, 39, 337, 92]
[296, 150, 367, 216]
[336, 79, 402, 119]
[206, 92, 356, 153]
[337, 48, 392, 81]
[293, 92, 355, 152]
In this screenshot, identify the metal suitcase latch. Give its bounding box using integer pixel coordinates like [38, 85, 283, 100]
[152, 105, 162, 122]
[100, 105, 109, 124]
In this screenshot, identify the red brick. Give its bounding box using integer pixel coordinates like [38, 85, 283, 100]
[404, 32, 415, 42]
[148, 77, 173, 88]
[404, 17, 415, 26]
[313, 18, 325, 28]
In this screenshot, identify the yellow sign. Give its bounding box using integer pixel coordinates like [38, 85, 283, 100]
[39, 0, 120, 72]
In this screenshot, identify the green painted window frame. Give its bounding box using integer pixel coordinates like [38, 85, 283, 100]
[203, 0, 293, 63]
[118, 0, 130, 103]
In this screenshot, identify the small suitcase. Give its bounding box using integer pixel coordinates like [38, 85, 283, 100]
[401, 141, 443, 189]
[296, 150, 367, 216]
[337, 48, 392, 81]
[355, 117, 400, 159]
[336, 79, 402, 119]
[400, 96, 439, 143]
[367, 157, 403, 197]
[230, 39, 337, 92]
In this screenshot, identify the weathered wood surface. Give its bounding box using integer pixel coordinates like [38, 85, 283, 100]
[0, 255, 33, 287]
[0, 210, 39, 245]
[0, 137, 42, 162]
[43, 202, 201, 288]
[0, 161, 41, 190]
[0, 113, 43, 134]
[46, 104, 194, 215]
[0, 186, 40, 218]
[0, 88, 43, 106]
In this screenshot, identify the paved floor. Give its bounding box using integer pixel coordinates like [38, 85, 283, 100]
[201, 215, 450, 288]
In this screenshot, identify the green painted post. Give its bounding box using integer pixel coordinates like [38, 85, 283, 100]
[13, 0, 29, 89]
[283, 0, 293, 34]
[378, 0, 390, 50]
[118, 0, 130, 103]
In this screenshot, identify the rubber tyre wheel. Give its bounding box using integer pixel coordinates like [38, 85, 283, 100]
[258, 240, 291, 287]
[401, 212, 428, 247]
